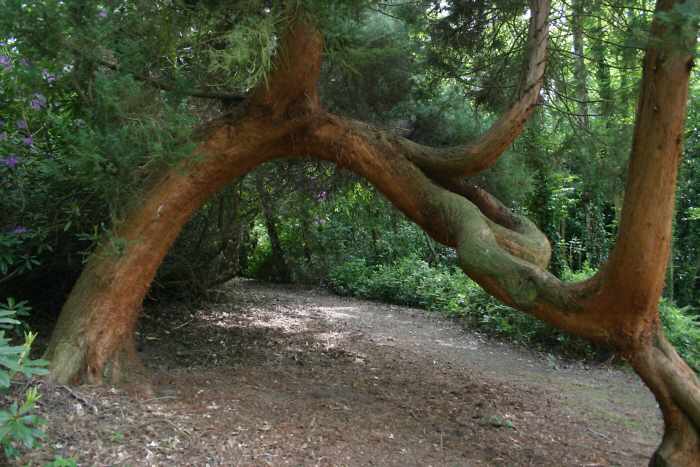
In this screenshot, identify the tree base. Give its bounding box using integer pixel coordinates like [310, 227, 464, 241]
[651, 426, 700, 467]
[632, 332, 700, 467]
[98, 342, 154, 398]
[49, 334, 153, 396]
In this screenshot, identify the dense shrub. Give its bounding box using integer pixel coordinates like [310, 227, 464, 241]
[243, 174, 444, 284]
[0, 30, 197, 306]
[660, 299, 700, 372]
[328, 255, 594, 357]
[329, 256, 700, 370]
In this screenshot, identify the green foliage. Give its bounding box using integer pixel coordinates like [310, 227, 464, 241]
[328, 255, 596, 357]
[660, 300, 700, 372]
[0, 4, 197, 301]
[43, 457, 78, 467]
[208, 13, 280, 91]
[0, 301, 49, 460]
[243, 167, 441, 285]
[329, 256, 700, 371]
[245, 221, 274, 279]
[417, 0, 532, 109]
[329, 256, 467, 311]
[673, 76, 700, 309]
[66, 72, 197, 212]
[322, 9, 416, 121]
[654, 1, 700, 54]
[0, 231, 41, 281]
[0, 387, 45, 458]
[0, 298, 32, 337]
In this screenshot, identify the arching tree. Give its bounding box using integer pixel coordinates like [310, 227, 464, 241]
[35, 0, 698, 465]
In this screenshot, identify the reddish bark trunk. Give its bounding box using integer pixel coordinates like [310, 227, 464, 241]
[45, 1, 699, 464]
[44, 115, 283, 383]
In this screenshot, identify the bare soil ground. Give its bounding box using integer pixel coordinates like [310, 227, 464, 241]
[17, 279, 661, 466]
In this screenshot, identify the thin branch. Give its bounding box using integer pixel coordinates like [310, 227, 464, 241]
[67, 45, 245, 103]
[367, 5, 404, 21]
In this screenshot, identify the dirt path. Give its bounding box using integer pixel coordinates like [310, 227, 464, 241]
[21, 280, 661, 466]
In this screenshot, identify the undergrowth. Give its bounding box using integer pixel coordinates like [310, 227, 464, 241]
[0, 299, 49, 461]
[328, 256, 700, 371]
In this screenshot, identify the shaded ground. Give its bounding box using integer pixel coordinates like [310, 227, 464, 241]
[18, 279, 661, 466]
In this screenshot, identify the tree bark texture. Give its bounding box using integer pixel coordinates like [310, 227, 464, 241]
[45, 1, 698, 464]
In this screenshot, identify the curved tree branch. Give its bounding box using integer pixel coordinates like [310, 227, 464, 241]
[406, 0, 550, 178]
[433, 177, 551, 269]
[44, 16, 327, 384]
[299, 114, 603, 343]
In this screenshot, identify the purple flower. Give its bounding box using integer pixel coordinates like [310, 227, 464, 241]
[0, 132, 6, 142]
[22, 135, 33, 146]
[1, 154, 20, 168]
[16, 119, 28, 130]
[30, 93, 47, 110]
[316, 191, 328, 202]
[0, 55, 11, 71]
[19, 58, 30, 68]
[11, 226, 29, 235]
[98, 8, 108, 18]
[42, 69, 57, 83]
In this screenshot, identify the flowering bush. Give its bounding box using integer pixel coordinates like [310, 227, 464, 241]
[1, 21, 198, 300]
[0, 41, 63, 287]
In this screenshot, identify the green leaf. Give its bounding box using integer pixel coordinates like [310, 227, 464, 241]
[0, 357, 21, 372]
[0, 371, 9, 388]
[0, 424, 11, 442]
[0, 345, 25, 355]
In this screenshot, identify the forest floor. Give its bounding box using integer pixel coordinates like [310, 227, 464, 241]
[17, 279, 661, 466]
